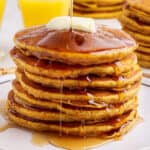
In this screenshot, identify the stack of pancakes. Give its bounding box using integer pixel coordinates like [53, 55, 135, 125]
[7, 24, 142, 138]
[74, 0, 125, 18]
[120, 0, 150, 68]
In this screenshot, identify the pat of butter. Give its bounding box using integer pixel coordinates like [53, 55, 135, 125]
[47, 16, 96, 33]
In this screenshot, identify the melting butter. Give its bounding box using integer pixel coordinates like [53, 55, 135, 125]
[47, 16, 96, 33]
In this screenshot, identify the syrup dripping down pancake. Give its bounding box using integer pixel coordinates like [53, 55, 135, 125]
[11, 48, 138, 78]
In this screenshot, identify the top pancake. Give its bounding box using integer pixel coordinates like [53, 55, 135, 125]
[14, 25, 137, 66]
[127, 0, 150, 14]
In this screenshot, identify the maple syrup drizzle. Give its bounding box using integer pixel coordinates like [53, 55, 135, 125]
[0, 123, 15, 132]
[0, 100, 15, 132]
[32, 132, 112, 150]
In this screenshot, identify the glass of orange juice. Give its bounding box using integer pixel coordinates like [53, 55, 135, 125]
[0, 0, 5, 60]
[19, 0, 71, 27]
[0, 0, 5, 25]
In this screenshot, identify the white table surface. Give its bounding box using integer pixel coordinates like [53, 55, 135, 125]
[0, 0, 150, 150]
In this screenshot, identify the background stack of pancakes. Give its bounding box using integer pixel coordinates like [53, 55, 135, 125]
[74, 0, 125, 18]
[7, 24, 142, 138]
[120, 0, 150, 68]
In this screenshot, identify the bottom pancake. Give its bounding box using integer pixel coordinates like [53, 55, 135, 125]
[6, 103, 137, 137]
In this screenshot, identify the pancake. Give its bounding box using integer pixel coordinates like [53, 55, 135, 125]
[13, 80, 135, 110]
[74, 1, 124, 9]
[120, 15, 150, 35]
[6, 103, 138, 137]
[74, 3, 122, 12]
[124, 9, 150, 24]
[136, 52, 150, 62]
[136, 51, 150, 68]
[124, 28, 150, 44]
[15, 71, 141, 104]
[137, 46, 150, 54]
[120, 0, 150, 71]
[11, 48, 138, 78]
[7, 91, 138, 122]
[74, 0, 125, 6]
[13, 80, 112, 109]
[74, 11, 122, 19]
[138, 42, 150, 48]
[74, 2, 98, 8]
[14, 25, 137, 66]
[138, 59, 150, 68]
[73, 4, 122, 13]
[74, 0, 124, 18]
[7, 17, 141, 139]
[22, 65, 142, 90]
[127, 0, 150, 14]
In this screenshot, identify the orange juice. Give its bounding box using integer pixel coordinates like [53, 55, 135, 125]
[19, 0, 71, 27]
[0, 0, 5, 25]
